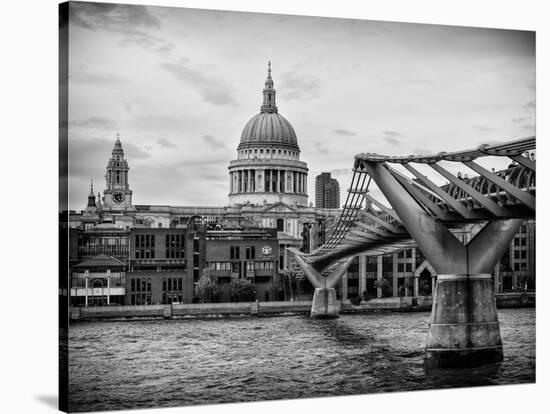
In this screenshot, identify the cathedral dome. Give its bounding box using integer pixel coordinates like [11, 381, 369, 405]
[237, 61, 299, 152]
[228, 62, 309, 208]
[238, 112, 299, 150]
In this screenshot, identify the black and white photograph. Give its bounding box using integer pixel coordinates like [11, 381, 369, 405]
[48, 0, 545, 412]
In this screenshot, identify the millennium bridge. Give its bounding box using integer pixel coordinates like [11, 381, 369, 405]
[290, 136, 536, 369]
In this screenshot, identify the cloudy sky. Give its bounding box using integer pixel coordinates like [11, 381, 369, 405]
[66, 2, 535, 210]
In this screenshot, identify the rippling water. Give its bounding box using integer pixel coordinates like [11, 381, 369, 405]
[68, 308, 535, 412]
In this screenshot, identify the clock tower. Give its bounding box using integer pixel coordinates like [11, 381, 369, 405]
[103, 134, 133, 211]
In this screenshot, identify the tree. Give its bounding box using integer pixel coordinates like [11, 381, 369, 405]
[195, 268, 217, 303]
[229, 277, 256, 302]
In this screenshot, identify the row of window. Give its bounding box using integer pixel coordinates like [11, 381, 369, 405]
[135, 235, 156, 259]
[209, 261, 274, 271]
[397, 249, 414, 259]
[163, 277, 184, 304]
[78, 245, 128, 255]
[513, 237, 528, 246]
[81, 236, 128, 245]
[166, 234, 185, 258]
[134, 234, 189, 259]
[229, 245, 257, 260]
[163, 277, 183, 291]
[397, 263, 414, 273]
[129, 293, 151, 305]
[130, 278, 152, 292]
[514, 263, 527, 271]
[240, 148, 298, 157]
[163, 292, 183, 304]
[514, 250, 528, 259]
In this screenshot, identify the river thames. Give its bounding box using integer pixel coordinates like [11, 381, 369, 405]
[68, 308, 535, 412]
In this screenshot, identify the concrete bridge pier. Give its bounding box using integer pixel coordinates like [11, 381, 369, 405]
[425, 273, 502, 370]
[311, 288, 339, 318]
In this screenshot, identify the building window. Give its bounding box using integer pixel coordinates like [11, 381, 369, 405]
[254, 261, 274, 270]
[230, 245, 240, 260]
[166, 234, 184, 258]
[162, 277, 183, 304]
[135, 234, 155, 259]
[209, 261, 231, 271]
[245, 246, 256, 260]
[129, 277, 152, 305]
[276, 219, 284, 232]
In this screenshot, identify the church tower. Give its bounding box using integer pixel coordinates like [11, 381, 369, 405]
[103, 134, 133, 211]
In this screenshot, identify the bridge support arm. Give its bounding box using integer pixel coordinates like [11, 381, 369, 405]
[362, 162, 466, 274]
[289, 249, 355, 318]
[363, 161, 524, 370]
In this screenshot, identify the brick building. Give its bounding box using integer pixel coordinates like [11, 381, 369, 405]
[205, 228, 279, 302]
[126, 227, 206, 305]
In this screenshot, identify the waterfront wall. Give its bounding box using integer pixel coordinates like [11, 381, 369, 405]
[69, 292, 534, 321]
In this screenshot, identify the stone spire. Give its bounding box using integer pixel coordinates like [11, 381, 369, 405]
[111, 133, 125, 160]
[87, 180, 96, 207]
[260, 61, 278, 114]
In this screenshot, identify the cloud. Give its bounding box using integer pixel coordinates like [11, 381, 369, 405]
[333, 129, 356, 136]
[524, 100, 536, 110]
[70, 3, 160, 33]
[70, 117, 118, 130]
[69, 138, 149, 178]
[279, 70, 322, 101]
[69, 68, 127, 86]
[160, 58, 236, 105]
[413, 148, 431, 155]
[512, 117, 527, 123]
[521, 124, 535, 131]
[157, 138, 177, 148]
[70, 3, 173, 57]
[472, 125, 495, 133]
[382, 130, 402, 145]
[202, 134, 225, 149]
[313, 142, 329, 154]
[330, 168, 351, 176]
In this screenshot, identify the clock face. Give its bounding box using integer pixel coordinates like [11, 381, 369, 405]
[113, 191, 125, 203]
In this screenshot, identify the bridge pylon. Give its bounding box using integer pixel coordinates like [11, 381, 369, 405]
[290, 250, 354, 318]
[362, 161, 523, 370]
